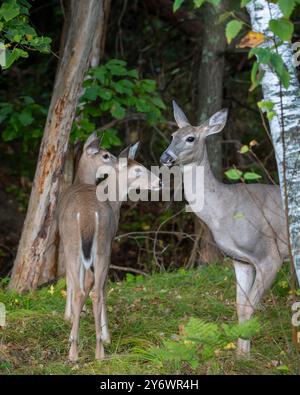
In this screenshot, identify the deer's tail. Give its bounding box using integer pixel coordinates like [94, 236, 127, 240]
[76, 212, 99, 291]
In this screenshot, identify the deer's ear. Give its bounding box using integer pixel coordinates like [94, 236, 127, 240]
[205, 109, 228, 136]
[129, 141, 140, 159]
[118, 145, 131, 159]
[173, 100, 190, 128]
[84, 132, 102, 155]
[118, 142, 140, 160]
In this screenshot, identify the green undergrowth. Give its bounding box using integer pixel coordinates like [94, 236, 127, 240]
[0, 262, 298, 375]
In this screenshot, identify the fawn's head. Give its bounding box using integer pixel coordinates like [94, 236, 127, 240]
[75, 132, 117, 184]
[160, 101, 228, 167]
[118, 143, 161, 192]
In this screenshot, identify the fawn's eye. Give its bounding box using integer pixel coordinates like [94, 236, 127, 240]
[186, 136, 195, 143]
[102, 154, 109, 160]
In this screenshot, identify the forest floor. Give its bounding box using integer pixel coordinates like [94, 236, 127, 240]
[0, 262, 299, 375]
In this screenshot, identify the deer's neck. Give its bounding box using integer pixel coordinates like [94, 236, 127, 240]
[182, 146, 228, 220]
[74, 161, 95, 185]
[98, 174, 127, 212]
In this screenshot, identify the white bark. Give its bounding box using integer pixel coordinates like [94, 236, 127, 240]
[247, 0, 300, 283]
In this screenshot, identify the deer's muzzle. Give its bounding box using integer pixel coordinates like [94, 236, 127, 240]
[160, 150, 177, 167]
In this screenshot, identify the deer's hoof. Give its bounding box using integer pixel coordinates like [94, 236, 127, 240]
[69, 343, 79, 362]
[236, 338, 251, 359]
[95, 343, 105, 361]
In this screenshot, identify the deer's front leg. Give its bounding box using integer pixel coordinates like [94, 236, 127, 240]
[233, 260, 255, 358]
[101, 293, 111, 344]
[65, 273, 73, 322]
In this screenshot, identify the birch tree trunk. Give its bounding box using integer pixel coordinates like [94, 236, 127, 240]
[246, 0, 300, 284]
[9, 0, 106, 292]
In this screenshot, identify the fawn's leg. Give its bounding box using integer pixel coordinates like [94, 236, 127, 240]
[91, 257, 109, 360]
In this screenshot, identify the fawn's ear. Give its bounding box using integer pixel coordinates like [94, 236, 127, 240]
[173, 100, 190, 128]
[84, 132, 103, 155]
[118, 142, 140, 160]
[118, 145, 131, 159]
[204, 109, 228, 136]
[129, 141, 140, 159]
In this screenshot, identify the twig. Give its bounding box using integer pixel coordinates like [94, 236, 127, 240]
[109, 264, 148, 276]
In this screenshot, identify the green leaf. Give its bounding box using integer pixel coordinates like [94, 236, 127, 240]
[225, 168, 243, 181]
[173, 0, 184, 12]
[257, 100, 274, 112]
[79, 118, 95, 133]
[269, 18, 294, 42]
[193, 0, 205, 8]
[106, 59, 127, 76]
[101, 128, 122, 148]
[269, 53, 290, 88]
[241, 0, 251, 6]
[150, 96, 166, 110]
[226, 20, 243, 44]
[0, 0, 20, 22]
[98, 89, 112, 101]
[2, 128, 18, 141]
[249, 47, 271, 63]
[18, 109, 33, 126]
[278, 0, 295, 18]
[127, 69, 139, 79]
[140, 79, 156, 93]
[243, 172, 262, 181]
[250, 61, 265, 91]
[2, 47, 28, 69]
[239, 145, 249, 154]
[93, 66, 107, 84]
[84, 86, 101, 101]
[28, 36, 51, 53]
[111, 102, 125, 119]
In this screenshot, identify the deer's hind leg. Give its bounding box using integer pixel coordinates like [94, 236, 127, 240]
[100, 278, 111, 344]
[233, 260, 255, 358]
[90, 255, 110, 360]
[65, 252, 90, 362]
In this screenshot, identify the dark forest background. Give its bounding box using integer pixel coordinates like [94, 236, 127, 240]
[1, 0, 299, 279]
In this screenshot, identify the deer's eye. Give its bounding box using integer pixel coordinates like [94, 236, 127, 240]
[186, 136, 195, 143]
[102, 154, 109, 160]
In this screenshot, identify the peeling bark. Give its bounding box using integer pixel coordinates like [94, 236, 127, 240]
[247, 0, 300, 284]
[10, 0, 107, 292]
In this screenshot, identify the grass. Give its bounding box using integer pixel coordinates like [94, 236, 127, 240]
[0, 262, 299, 375]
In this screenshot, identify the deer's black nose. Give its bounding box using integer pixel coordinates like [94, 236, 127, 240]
[160, 151, 174, 166]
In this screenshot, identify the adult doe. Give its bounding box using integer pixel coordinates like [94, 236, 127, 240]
[160, 101, 288, 357]
[58, 135, 160, 361]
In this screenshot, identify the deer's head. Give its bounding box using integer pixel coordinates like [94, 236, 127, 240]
[75, 132, 117, 184]
[160, 101, 228, 167]
[118, 143, 161, 192]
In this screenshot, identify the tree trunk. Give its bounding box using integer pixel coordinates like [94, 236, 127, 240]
[9, 0, 106, 292]
[246, 0, 300, 284]
[193, 1, 227, 265]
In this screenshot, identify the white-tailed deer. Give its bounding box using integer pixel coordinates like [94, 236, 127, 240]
[58, 134, 160, 361]
[160, 101, 288, 357]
